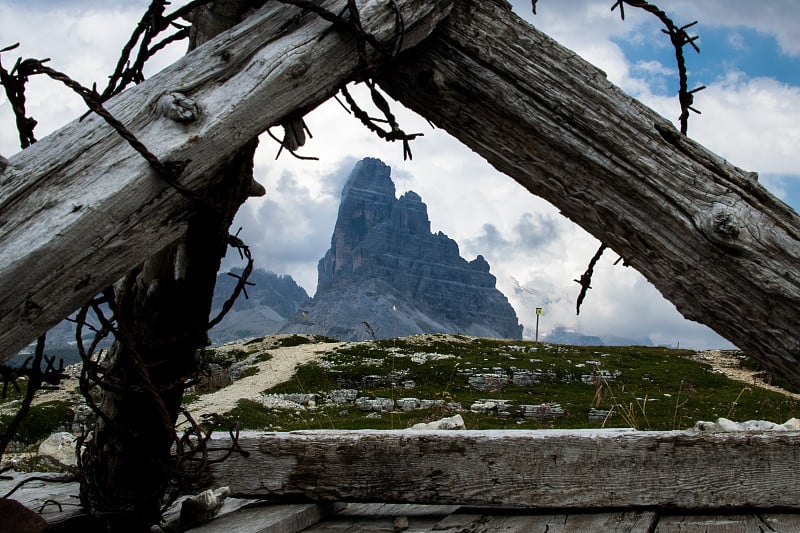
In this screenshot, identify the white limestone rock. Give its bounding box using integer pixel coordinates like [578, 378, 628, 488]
[37, 432, 77, 468]
[410, 414, 466, 430]
[694, 417, 800, 432]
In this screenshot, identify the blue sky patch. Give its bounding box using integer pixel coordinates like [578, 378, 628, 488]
[613, 24, 800, 96]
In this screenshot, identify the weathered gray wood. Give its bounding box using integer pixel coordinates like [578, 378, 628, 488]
[433, 511, 657, 532]
[187, 502, 340, 533]
[0, 472, 81, 524]
[758, 514, 800, 532]
[654, 514, 768, 532]
[208, 430, 800, 509]
[378, 0, 800, 384]
[0, 0, 452, 361]
[301, 503, 459, 532]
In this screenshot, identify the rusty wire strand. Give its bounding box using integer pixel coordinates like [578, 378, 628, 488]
[0, 43, 37, 148]
[574, 243, 607, 315]
[610, 0, 704, 134]
[276, 0, 419, 159]
[534, 1, 704, 134]
[208, 228, 256, 330]
[2, 473, 77, 500]
[341, 83, 422, 160]
[102, 0, 216, 100]
[0, 335, 66, 458]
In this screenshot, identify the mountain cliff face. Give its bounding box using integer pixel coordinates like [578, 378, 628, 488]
[281, 157, 523, 341]
[209, 268, 309, 344]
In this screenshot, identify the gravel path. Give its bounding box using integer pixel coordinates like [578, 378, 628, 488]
[181, 341, 343, 424]
[691, 350, 800, 400]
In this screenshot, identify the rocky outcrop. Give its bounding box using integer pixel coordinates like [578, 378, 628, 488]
[209, 268, 310, 344]
[282, 157, 522, 341]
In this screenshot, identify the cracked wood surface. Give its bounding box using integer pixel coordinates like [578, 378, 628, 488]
[208, 429, 800, 509]
[0, 0, 452, 361]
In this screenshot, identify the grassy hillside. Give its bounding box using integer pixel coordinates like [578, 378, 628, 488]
[205, 335, 800, 432]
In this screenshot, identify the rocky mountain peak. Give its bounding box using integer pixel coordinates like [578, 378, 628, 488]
[284, 157, 523, 341]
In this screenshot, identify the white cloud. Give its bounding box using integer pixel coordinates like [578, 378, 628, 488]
[0, 0, 182, 157]
[667, 0, 800, 57]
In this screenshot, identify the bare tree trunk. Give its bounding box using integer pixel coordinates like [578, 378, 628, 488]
[80, 5, 260, 526]
[378, 0, 800, 385]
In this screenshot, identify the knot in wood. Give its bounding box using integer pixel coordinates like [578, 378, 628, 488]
[289, 60, 309, 79]
[711, 207, 740, 240]
[157, 92, 199, 123]
[22, 299, 43, 323]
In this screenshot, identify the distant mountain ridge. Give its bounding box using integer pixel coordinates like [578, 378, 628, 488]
[208, 268, 309, 344]
[280, 157, 523, 341]
[543, 326, 654, 347]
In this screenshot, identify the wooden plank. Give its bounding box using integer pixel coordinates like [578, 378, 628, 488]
[187, 502, 341, 533]
[757, 514, 800, 533]
[433, 511, 657, 532]
[208, 429, 800, 509]
[0, 0, 453, 361]
[654, 514, 768, 532]
[0, 472, 81, 524]
[301, 503, 458, 532]
[379, 0, 800, 385]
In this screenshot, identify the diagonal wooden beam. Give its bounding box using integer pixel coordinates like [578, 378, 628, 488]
[378, 0, 800, 385]
[0, 0, 453, 361]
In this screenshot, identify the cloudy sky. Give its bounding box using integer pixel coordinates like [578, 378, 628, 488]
[2, 1, 798, 348]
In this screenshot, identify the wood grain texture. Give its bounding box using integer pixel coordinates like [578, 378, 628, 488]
[0, 0, 452, 361]
[654, 514, 771, 532]
[378, 0, 800, 384]
[186, 502, 341, 533]
[301, 503, 458, 532]
[433, 511, 657, 533]
[208, 430, 800, 509]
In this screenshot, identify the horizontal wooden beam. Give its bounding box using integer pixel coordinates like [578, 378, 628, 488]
[0, 0, 452, 361]
[378, 0, 800, 385]
[208, 429, 800, 509]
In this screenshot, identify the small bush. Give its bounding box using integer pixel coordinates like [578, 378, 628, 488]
[241, 367, 259, 378]
[276, 335, 313, 348]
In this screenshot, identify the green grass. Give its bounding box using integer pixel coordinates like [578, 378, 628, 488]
[0, 400, 74, 445]
[203, 348, 250, 369]
[238, 336, 800, 431]
[275, 334, 338, 348]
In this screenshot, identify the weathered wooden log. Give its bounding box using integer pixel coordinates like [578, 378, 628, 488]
[0, 0, 453, 361]
[378, 0, 800, 384]
[209, 429, 800, 509]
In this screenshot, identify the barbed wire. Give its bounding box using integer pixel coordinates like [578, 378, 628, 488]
[535, 1, 704, 135]
[574, 244, 607, 315]
[208, 228, 255, 330]
[610, 0, 705, 134]
[277, 0, 422, 160]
